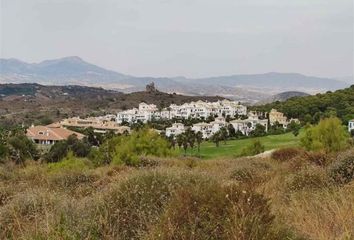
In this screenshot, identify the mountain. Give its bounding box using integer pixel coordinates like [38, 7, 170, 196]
[0, 57, 350, 102]
[257, 91, 311, 105]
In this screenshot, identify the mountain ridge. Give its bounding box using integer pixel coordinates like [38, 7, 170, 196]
[0, 57, 350, 102]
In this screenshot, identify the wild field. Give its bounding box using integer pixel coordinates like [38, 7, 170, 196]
[0, 147, 353, 239]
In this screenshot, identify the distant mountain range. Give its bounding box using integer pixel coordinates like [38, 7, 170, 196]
[0, 56, 350, 103]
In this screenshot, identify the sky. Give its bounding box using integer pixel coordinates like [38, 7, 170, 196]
[0, 0, 353, 78]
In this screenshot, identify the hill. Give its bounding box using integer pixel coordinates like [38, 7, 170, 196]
[1, 57, 350, 102]
[257, 91, 311, 104]
[0, 83, 224, 126]
[253, 85, 354, 124]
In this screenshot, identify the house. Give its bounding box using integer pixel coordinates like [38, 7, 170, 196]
[230, 114, 268, 136]
[117, 103, 159, 124]
[191, 122, 213, 139]
[210, 117, 228, 133]
[26, 125, 84, 145]
[348, 119, 354, 132]
[59, 117, 130, 134]
[165, 123, 185, 137]
[269, 109, 300, 128]
[269, 109, 288, 126]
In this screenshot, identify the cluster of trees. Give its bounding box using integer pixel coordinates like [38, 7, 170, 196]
[253, 85, 354, 125]
[170, 128, 204, 156]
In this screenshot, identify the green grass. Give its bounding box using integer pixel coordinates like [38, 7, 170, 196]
[181, 131, 303, 159]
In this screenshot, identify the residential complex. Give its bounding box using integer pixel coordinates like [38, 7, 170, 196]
[117, 100, 247, 124]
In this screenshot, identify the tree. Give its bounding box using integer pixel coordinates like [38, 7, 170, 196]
[168, 135, 176, 149]
[176, 134, 184, 149]
[249, 124, 266, 137]
[7, 134, 38, 165]
[210, 131, 221, 147]
[219, 127, 228, 144]
[195, 131, 203, 156]
[288, 121, 301, 137]
[301, 117, 349, 153]
[177, 133, 189, 156]
[227, 124, 236, 138]
[185, 128, 196, 150]
[45, 141, 69, 163]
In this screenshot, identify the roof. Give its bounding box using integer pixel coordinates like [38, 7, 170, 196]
[26, 126, 84, 141]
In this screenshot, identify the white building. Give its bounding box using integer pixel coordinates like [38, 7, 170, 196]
[117, 103, 159, 124]
[165, 123, 185, 137]
[230, 114, 268, 136]
[210, 117, 228, 133]
[117, 100, 247, 124]
[348, 119, 354, 132]
[192, 122, 214, 139]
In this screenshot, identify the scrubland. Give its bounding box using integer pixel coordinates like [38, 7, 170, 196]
[0, 147, 353, 240]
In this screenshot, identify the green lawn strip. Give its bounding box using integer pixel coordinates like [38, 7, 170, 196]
[180, 131, 302, 159]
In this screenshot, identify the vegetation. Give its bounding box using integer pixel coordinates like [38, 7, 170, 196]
[240, 139, 265, 156]
[300, 117, 349, 153]
[89, 127, 174, 166]
[0, 145, 353, 239]
[182, 131, 302, 159]
[253, 85, 354, 124]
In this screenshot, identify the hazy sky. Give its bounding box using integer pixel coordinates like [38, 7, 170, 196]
[1, 0, 353, 78]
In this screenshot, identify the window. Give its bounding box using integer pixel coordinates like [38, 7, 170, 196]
[38, 131, 44, 135]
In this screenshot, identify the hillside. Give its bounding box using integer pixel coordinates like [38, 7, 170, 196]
[253, 85, 354, 124]
[0, 83, 224, 126]
[1, 57, 350, 102]
[257, 91, 311, 104]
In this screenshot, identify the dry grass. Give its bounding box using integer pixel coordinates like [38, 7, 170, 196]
[0, 148, 353, 239]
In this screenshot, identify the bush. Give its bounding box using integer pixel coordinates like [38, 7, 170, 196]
[240, 139, 265, 157]
[111, 128, 175, 166]
[329, 156, 354, 184]
[230, 167, 256, 183]
[301, 118, 349, 153]
[304, 151, 330, 166]
[286, 168, 330, 191]
[148, 182, 294, 240]
[100, 172, 180, 239]
[271, 147, 303, 162]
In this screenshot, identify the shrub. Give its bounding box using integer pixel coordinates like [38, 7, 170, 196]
[109, 127, 175, 166]
[240, 139, 265, 157]
[286, 168, 330, 191]
[271, 147, 303, 162]
[148, 182, 293, 240]
[301, 117, 349, 153]
[304, 151, 330, 166]
[230, 167, 256, 183]
[100, 172, 180, 239]
[47, 153, 92, 173]
[329, 156, 354, 184]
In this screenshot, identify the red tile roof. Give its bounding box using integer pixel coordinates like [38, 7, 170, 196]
[26, 126, 84, 141]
